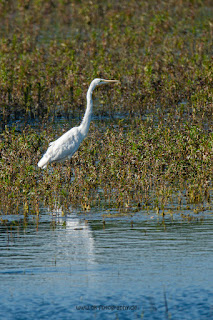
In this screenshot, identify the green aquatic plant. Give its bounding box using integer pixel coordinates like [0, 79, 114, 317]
[0, 117, 212, 216]
[0, 0, 212, 217]
[0, 0, 212, 123]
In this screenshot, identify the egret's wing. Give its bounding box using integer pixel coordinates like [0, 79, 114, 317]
[38, 126, 84, 168]
[45, 127, 84, 162]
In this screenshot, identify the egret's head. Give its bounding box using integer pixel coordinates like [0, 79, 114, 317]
[91, 78, 120, 88]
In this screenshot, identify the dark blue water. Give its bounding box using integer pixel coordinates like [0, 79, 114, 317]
[0, 210, 213, 320]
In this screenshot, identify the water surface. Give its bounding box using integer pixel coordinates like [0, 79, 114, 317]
[0, 210, 212, 319]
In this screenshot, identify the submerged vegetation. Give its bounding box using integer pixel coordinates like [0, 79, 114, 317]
[0, 0, 212, 217]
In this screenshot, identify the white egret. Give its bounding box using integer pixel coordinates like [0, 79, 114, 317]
[38, 78, 119, 169]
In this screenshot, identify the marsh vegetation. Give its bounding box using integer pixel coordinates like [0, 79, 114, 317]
[0, 0, 212, 219]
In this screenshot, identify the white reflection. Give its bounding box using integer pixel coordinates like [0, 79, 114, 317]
[50, 206, 95, 265]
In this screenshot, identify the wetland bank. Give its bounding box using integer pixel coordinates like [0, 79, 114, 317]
[0, 1, 213, 318]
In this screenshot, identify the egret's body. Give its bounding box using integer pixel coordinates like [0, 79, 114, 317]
[38, 78, 118, 169]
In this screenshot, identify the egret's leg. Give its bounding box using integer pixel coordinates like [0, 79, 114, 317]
[69, 160, 73, 182]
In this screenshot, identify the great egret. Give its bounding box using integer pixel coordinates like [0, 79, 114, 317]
[38, 78, 119, 169]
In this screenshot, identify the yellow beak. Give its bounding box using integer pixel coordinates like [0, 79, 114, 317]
[102, 79, 120, 84]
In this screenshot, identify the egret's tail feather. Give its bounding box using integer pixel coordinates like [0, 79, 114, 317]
[37, 156, 49, 169]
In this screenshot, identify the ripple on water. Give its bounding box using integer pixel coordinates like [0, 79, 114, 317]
[0, 211, 213, 320]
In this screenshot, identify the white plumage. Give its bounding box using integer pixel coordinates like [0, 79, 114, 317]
[38, 78, 119, 169]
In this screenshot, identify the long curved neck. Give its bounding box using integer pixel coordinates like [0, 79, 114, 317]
[79, 83, 95, 137]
